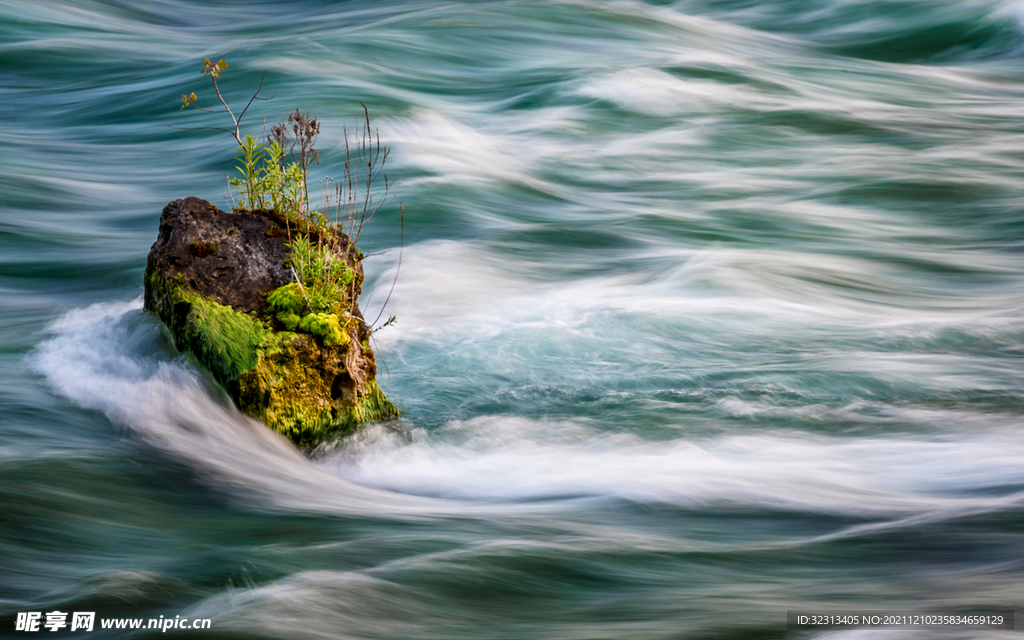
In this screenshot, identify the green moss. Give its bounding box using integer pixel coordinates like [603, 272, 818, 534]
[267, 283, 307, 330]
[347, 379, 400, 425]
[298, 312, 348, 346]
[277, 312, 301, 331]
[268, 283, 305, 315]
[266, 282, 305, 315]
[175, 286, 267, 384]
[268, 283, 350, 346]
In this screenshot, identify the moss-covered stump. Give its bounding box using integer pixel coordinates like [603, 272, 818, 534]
[144, 197, 397, 446]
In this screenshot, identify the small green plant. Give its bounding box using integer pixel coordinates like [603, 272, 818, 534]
[231, 133, 264, 210]
[226, 135, 308, 218]
[286, 233, 358, 315]
[174, 58, 401, 336]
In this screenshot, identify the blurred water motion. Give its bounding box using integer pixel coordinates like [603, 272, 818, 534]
[2, 0, 1024, 637]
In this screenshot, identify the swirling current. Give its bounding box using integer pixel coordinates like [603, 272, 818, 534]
[2, 1, 1024, 638]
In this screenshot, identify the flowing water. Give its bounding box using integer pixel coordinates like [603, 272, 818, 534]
[3, 1, 1024, 638]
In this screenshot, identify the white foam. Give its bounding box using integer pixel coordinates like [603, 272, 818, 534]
[577, 67, 779, 116]
[363, 240, 1024, 356]
[323, 414, 1024, 516]
[381, 109, 542, 188]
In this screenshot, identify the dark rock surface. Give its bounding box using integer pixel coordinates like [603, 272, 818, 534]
[145, 197, 292, 313]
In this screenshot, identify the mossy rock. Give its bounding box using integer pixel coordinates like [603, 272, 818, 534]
[144, 198, 397, 446]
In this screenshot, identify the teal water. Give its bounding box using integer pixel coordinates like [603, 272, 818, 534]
[3, 1, 1024, 638]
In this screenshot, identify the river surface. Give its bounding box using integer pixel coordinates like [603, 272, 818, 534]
[2, 1, 1024, 638]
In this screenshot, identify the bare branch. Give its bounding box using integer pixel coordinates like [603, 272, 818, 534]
[164, 122, 238, 136]
[371, 203, 403, 330]
[370, 331, 390, 379]
[236, 70, 271, 141]
[209, 74, 241, 144]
